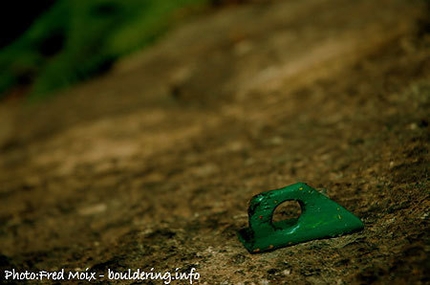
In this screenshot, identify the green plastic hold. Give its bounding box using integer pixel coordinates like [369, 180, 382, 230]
[238, 182, 364, 253]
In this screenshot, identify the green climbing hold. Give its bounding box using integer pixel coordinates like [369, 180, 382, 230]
[238, 182, 364, 253]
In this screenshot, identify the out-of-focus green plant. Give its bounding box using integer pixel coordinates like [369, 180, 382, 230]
[0, 0, 207, 101]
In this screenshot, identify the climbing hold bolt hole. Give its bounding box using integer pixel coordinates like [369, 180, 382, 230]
[272, 200, 302, 226]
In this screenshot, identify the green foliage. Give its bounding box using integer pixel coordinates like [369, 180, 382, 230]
[0, 0, 207, 101]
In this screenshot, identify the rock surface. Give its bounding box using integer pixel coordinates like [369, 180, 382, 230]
[0, 0, 429, 284]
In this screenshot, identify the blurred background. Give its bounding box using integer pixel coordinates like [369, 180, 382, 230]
[0, 0, 249, 102]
